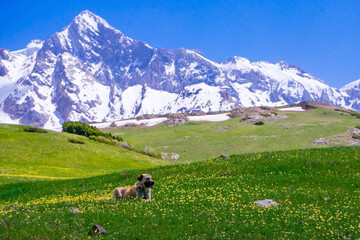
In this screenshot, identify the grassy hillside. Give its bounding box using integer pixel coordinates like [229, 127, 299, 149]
[107, 108, 360, 163]
[0, 124, 164, 184]
[0, 147, 359, 239]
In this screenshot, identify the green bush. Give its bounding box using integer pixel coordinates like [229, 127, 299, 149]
[68, 138, 85, 144]
[88, 135, 117, 146]
[144, 146, 163, 159]
[334, 109, 351, 114]
[352, 134, 360, 139]
[23, 126, 48, 133]
[120, 141, 133, 150]
[62, 122, 123, 141]
[62, 122, 103, 137]
[260, 113, 271, 117]
[271, 112, 278, 116]
[254, 121, 264, 126]
[355, 126, 360, 130]
[350, 112, 360, 118]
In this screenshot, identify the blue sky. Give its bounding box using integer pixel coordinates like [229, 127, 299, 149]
[1, 0, 359, 88]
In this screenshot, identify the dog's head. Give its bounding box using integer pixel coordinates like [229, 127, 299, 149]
[137, 174, 155, 188]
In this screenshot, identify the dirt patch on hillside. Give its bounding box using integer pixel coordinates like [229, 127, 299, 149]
[214, 126, 230, 131]
[311, 128, 360, 146]
[277, 123, 316, 129]
[288, 101, 353, 112]
[242, 135, 276, 140]
[166, 113, 188, 126]
[242, 112, 287, 122]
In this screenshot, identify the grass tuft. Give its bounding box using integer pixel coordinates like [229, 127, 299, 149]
[23, 126, 48, 133]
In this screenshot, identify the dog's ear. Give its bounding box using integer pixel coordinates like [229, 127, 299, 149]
[137, 174, 143, 181]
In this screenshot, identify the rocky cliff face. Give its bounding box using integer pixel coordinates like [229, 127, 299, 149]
[0, 10, 357, 129]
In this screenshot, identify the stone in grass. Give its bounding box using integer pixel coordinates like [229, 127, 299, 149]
[88, 225, 109, 235]
[68, 208, 81, 213]
[221, 154, 229, 158]
[255, 199, 280, 207]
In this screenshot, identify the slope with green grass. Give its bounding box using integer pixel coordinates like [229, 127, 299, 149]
[0, 124, 164, 184]
[107, 108, 360, 163]
[0, 147, 359, 239]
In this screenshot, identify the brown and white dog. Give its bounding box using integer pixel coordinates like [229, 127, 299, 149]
[112, 174, 155, 201]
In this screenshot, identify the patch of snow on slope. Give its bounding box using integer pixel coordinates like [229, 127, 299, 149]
[0, 47, 39, 103]
[91, 113, 231, 129]
[169, 83, 225, 112]
[188, 113, 230, 122]
[121, 85, 143, 117]
[341, 79, 360, 91]
[164, 61, 175, 75]
[278, 107, 305, 112]
[0, 105, 18, 125]
[137, 87, 178, 115]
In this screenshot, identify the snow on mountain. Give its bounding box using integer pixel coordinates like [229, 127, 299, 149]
[0, 10, 358, 129]
[340, 79, 360, 110]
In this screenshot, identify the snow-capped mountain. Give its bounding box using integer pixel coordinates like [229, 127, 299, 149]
[0, 10, 357, 129]
[341, 79, 360, 110]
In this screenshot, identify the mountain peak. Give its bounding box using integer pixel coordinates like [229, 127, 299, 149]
[71, 10, 114, 33]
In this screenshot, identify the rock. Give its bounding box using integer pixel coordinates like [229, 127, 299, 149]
[124, 123, 137, 128]
[88, 225, 108, 235]
[259, 106, 271, 110]
[242, 112, 262, 122]
[161, 152, 168, 159]
[255, 199, 280, 207]
[214, 126, 229, 131]
[351, 128, 360, 135]
[220, 154, 229, 158]
[227, 108, 244, 118]
[166, 113, 188, 126]
[0, 62, 8, 77]
[171, 153, 179, 160]
[136, 114, 161, 120]
[0, 48, 10, 60]
[68, 208, 81, 213]
[312, 138, 331, 144]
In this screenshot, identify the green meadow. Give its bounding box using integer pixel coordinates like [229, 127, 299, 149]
[0, 124, 163, 184]
[107, 108, 360, 163]
[0, 147, 359, 239]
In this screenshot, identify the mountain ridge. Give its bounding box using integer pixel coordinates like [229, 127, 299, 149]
[0, 10, 358, 129]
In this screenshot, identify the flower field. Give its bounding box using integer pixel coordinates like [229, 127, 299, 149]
[0, 146, 359, 239]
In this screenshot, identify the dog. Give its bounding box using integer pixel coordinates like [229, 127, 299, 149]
[112, 174, 155, 201]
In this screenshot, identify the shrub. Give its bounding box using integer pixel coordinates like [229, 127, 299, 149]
[62, 121, 123, 141]
[88, 135, 117, 146]
[334, 109, 351, 114]
[271, 112, 278, 116]
[260, 113, 271, 117]
[68, 138, 85, 144]
[23, 126, 48, 133]
[352, 134, 360, 140]
[62, 122, 102, 137]
[120, 141, 133, 150]
[254, 121, 264, 126]
[144, 146, 162, 159]
[351, 112, 360, 118]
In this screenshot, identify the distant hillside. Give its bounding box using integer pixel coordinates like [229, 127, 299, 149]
[0, 124, 164, 184]
[107, 106, 360, 163]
